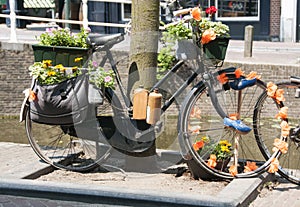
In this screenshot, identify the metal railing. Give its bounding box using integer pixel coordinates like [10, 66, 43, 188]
[0, 0, 132, 42]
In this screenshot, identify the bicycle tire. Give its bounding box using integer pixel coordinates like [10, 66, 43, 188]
[254, 81, 300, 185]
[178, 67, 277, 180]
[25, 89, 118, 172]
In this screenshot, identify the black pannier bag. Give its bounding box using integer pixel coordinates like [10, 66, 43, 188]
[29, 73, 90, 125]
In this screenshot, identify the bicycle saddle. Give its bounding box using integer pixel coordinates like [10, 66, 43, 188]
[87, 33, 124, 47]
[291, 76, 300, 84]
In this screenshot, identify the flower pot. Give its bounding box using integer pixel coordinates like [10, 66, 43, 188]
[202, 37, 230, 61]
[32, 45, 92, 67]
[215, 158, 231, 171]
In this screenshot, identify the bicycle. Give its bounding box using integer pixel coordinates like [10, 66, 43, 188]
[19, 30, 286, 180]
[253, 76, 300, 185]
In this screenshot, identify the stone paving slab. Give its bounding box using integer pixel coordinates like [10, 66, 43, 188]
[0, 142, 270, 206]
[0, 142, 50, 179]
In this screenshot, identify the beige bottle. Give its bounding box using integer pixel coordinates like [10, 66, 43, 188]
[146, 88, 162, 125]
[132, 86, 149, 120]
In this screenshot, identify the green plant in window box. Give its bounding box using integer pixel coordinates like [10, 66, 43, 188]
[33, 27, 92, 67]
[190, 6, 230, 63]
[157, 22, 192, 79]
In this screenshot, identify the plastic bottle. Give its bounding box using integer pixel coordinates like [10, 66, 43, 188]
[132, 85, 149, 120]
[146, 88, 162, 125]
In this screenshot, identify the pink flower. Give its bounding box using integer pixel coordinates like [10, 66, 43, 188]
[46, 27, 56, 33]
[104, 76, 112, 83]
[92, 61, 98, 67]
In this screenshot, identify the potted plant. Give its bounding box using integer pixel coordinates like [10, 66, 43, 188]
[27, 58, 115, 124]
[193, 137, 233, 171]
[32, 27, 92, 67]
[190, 6, 230, 64]
[28, 58, 115, 88]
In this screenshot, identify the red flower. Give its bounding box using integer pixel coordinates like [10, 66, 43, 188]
[193, 140, 205, 151]
[206, 6, 218, 15]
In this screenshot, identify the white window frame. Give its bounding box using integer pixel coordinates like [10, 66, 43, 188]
[215, 0, 260, 22]
[121, 2, 131, 21]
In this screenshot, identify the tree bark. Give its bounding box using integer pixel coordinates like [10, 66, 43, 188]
[128, 0, 160, 96]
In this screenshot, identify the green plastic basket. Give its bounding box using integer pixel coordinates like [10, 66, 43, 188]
[32, 45, 91, 67]
[202, 37, 230, 61]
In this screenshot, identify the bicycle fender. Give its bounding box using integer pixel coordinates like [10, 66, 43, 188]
[19, 94, 29, 123]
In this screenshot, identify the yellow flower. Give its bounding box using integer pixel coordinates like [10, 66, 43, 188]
[54, 64, 65, 72]
[47, 71, 56, 76]
[42, 60, 52, 67]
[75, 57, 83, 62]
[219, 140, 229, 146]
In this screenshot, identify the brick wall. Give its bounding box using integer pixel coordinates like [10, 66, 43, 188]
[269, 0, 281, 38]
[1, 41, 300, 116]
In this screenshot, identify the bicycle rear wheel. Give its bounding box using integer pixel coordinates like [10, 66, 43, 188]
[178, 68, 276, 180]
[25, 93, 115, 172]
[254, 82, 300, 185]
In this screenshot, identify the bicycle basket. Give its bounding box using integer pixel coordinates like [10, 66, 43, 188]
[29, 73, 90, 125]
[193, 34, 230, 67]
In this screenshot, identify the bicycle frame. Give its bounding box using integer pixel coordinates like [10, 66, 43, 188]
[98, 44, 232, 121]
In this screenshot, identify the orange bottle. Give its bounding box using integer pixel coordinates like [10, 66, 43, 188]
[132, 86, 149, 120]
[146, 88, 162, 125]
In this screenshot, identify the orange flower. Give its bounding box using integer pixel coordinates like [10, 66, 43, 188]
[191, 7, 202, 21]
[246, 71, 261, 80]
[229, 165, 238, 176]
[201, 29, 216, 44]
[272, 138, 288, 154]
[275, 107, 288, 120]
[193, 140, 205, 151]
[229, 113, 238, 120]
[217, 73, 228, 84]
[190, 125, 201, 134]
[274, 89, 285, 103]
[234, 68, 244, 79]
[29, 89, 37, 102]
[190, 107, 201, 119]
[244, 161, 258, 173]
[268, 158, 279, 173]
[267, 82, 278, 97]
[280, 121, 290, 137]
[207, 154, 217, 168]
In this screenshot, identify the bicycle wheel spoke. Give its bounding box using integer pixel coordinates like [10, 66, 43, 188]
[179, 69, 272, 180]
[254, 82, 300, 185]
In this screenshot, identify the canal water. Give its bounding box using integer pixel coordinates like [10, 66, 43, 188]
[0, 117, 28, 144]
[0, 115, 180, 150]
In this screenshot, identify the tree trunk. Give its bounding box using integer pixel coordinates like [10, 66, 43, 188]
[128, 0, 160, 96]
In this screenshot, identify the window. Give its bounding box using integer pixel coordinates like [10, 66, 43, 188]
[121, 3, 131, 21]
[216, 0, 260, 21]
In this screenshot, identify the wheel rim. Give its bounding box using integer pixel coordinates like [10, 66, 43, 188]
[25, 107, 112, 172]
[181, 71, 274, 179]
[254, 82, 300, 184]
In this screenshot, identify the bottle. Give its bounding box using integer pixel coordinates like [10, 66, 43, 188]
[132, 85, 149, 120]
[146, 88, 162, 125]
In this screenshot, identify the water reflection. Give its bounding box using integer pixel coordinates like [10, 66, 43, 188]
[0, 116, 180, 150]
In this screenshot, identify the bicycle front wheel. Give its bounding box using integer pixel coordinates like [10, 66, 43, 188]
[254, 82, 300, 185]
[178, 68, 275, 180]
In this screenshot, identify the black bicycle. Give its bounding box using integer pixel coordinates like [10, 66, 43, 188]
[20, 32, 287, 181]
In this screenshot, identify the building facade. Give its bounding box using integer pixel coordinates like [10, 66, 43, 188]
[103, 0, 299, 42]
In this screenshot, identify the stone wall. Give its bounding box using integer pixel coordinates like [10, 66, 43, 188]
[1, 41, 300, 116]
